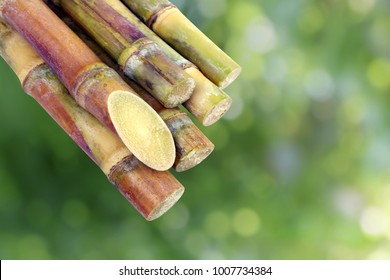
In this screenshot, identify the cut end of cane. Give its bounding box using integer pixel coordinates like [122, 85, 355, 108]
[203, 96, 232, 126]
[219, 66, 242, 89]
[109, 156, 185, 221]
[108, 90, 175, 171]
[184, 67, 233, 126]
[146, 186, 185, 221]
[163, 75, 196, 108]
[175, 144, 214, 172]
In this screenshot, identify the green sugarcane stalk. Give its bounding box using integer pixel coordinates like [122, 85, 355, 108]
[121, 0, 241, 89]
[0, 21, 184, 221]
[52, 0, 233, 126]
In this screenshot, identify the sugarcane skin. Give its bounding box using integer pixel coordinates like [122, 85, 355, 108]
[0, 20, 45, 83]
[59, 0, 131, 60]
[121, 0, 170, 23]
[86, 0, 145, 42]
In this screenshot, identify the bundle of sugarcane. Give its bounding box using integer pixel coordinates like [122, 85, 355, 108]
[0, 20, 183, 221]
[0, 0, 241, 220]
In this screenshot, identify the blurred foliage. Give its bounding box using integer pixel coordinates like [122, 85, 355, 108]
[1, 0, 390, 259]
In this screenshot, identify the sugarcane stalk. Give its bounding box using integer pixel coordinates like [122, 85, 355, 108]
[121, 0, 241, 89]
[50, 0, 195, 108]
[52, 0, 233, 126]
[0, 21, 184, 221]
[56, 12, 215, 172]
[0, 0, 176, 171]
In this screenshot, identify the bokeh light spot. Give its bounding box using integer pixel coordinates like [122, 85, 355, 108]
[367, 58, 390, 90]
[185, 230, 209, 257]
[246, 17, 278, 54]
[304, 69, 335, 101]
[367, 248, 390, 260]
[341, 95, 366, 126]
[262, 55, 288, 84]
[298, 6, 324, 34]
[197, 0, 226, 19]
[17, 234, 50, 259]
[233, 208, 261, 237]
[200, 249, 225, 260]
[369, 17, 390, 54]
[348, 0, 376, 15]
[360, 207, 389, 237]
[332, 188, 364, 219]
[227, 2, 263, 32]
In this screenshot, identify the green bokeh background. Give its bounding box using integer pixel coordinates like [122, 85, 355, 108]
[1, 0, 390, 259]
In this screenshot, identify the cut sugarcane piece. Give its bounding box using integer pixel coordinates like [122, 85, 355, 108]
[108, 90, 176, 171]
